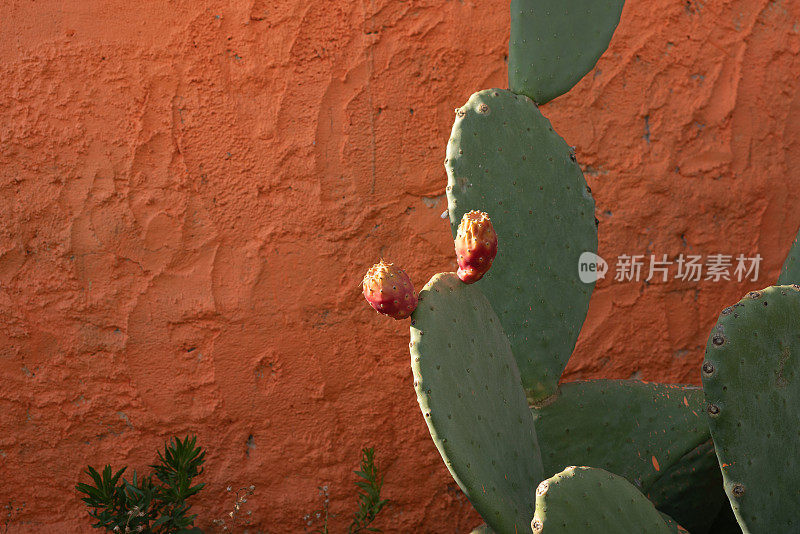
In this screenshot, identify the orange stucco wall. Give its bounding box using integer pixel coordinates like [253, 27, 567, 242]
[1, 0, 799, 532]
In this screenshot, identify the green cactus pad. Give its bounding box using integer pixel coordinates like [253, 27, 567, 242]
[531, 380, 709, 493]
[702, 285, 800, 533]
[659, 513, 690, 534]
[777, 226, 800, 284]
[647, 440, 728, 534]
[469, 525, 495, 534]
[509, 0, 625, 104]
[446, 89, 597, 403]
[531, 466, 673, 534]
[410, 272, 543, 534]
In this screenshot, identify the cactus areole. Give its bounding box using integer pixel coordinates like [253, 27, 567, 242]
[362, 261, 418, 319]
[455, 211, 498, 284]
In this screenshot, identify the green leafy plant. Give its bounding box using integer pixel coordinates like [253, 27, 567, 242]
[306, 447, 388, 534]
[76, 435, 205, 533]
[348, 447, 388, 534]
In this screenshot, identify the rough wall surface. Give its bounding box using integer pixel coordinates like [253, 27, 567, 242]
[0, 0, 798, 532]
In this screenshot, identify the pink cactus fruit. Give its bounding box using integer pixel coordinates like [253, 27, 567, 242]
[362, 260, 418, 319]
[455, 211, 498, 284]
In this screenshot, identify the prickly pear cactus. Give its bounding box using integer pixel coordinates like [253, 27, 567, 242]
[531, 380, 708, 493]
[646, 440, 731, 534]
[531, 466, 674, 534]
[410, 273, 543, 534]
[509, 0, 625, 104]
[702, 286, 800, 533]
[446, 89, 597, 403]
[660, 513, 690, 534]
[455, 210, 498, 284]
[362, 260, 418, 319]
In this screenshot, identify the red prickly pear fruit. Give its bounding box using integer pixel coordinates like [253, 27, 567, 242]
[362, 260, 418, 320]
[455, 210, 498, 284]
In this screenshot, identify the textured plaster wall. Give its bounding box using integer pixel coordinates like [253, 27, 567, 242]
[1, 0, 799, 532]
